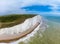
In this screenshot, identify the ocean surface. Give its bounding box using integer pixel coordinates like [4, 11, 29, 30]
[38, 15, 60, 44]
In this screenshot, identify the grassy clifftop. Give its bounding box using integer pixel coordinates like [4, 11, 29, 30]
[0, 14, 36, 28]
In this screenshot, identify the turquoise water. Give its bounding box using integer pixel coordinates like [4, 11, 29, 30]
[45, 19, 60, 44]
[41, 16, 60, 44]
[43, 16, 60, 23]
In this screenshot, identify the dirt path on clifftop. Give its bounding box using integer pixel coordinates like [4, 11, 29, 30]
[0, 22, 40, 43]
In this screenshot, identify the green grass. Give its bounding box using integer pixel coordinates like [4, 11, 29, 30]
[0, 14, 36, 22]
[0, 14, 36, 28]
[19, 20, 60, 44]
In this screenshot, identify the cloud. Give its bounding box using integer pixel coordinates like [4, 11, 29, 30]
[0, 0, 15, 11]
[19, 0, 60, 12]
[0, 0, 60, 15]
[18, 0, 60, 8]
[21, 0, 60, 12]
[0, 0, 28, 15]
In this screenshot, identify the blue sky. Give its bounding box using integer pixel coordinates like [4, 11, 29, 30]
[0, 0, 60, 16]
[22, 5, 52, 12]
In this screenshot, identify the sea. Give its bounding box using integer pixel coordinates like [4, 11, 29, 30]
[41, 15, 60, 44]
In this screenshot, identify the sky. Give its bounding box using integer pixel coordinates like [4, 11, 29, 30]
[0, 0, 60, 16]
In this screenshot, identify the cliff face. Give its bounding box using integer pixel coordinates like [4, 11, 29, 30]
[0, 15, 47, 44]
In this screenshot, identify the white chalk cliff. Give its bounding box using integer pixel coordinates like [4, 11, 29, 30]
[0, 15, 42, 35]
[0, 15, 47, 44]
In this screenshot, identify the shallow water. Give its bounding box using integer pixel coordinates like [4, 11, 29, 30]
[18, 16, 60, 44]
